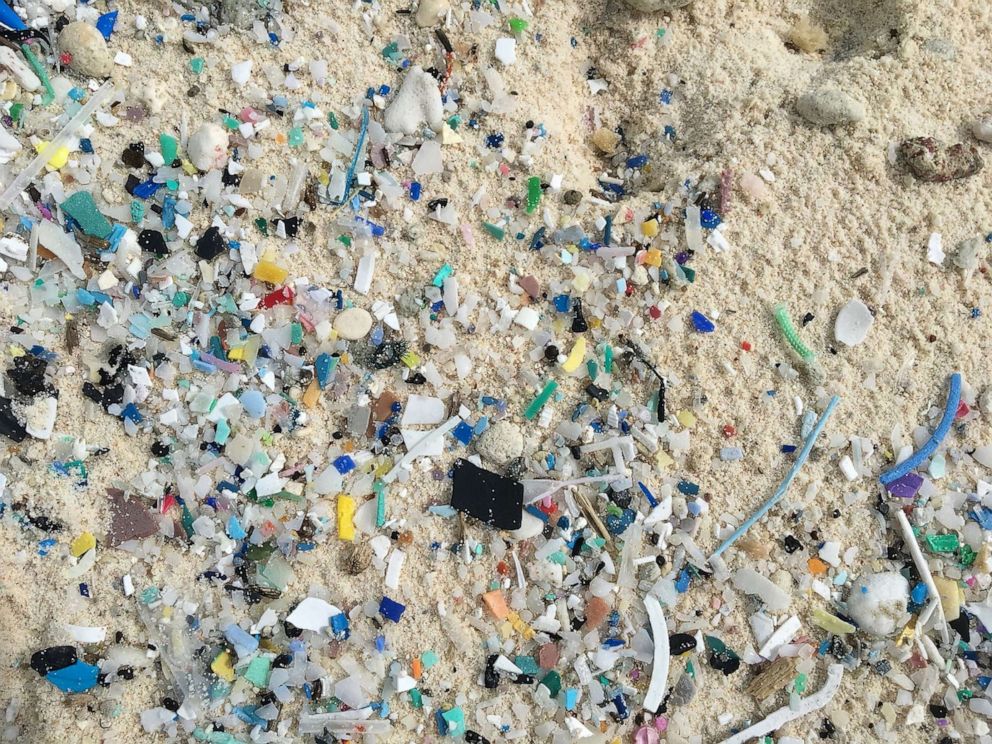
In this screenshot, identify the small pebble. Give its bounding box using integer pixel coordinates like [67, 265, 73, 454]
[416, 0, 450, 27]
[59, 22, 113, 78]
[187, 122, 230, 172]
[973, 115, 992, 143]
[846, 572, 909, 637]
[383, 66, 444, 135]
[476, 420, 524, 465]
[333, 307, 374, 340]
[797, 87, 866, 126]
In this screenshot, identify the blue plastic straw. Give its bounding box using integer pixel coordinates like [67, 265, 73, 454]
[0, 0, 26, 31]
[709, 395, 840, 560]
[879, 372, 961, 485]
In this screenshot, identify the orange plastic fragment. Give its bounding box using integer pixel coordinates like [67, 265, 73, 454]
[482, 590, 509, 620]
[807, 557, 829, 575]
[411, 658, 422, 679]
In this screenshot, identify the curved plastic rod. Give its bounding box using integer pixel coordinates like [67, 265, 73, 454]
[643, 595, 670, 713]
[718, 664, 844, 744]
[879, 372, 961, 485]
[709, 395, 840, 560]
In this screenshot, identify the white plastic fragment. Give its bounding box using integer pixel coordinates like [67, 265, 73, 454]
[494, 37, 517, 65]
[834, 298, 874, 346]
[718, 664, 844, 744]
[411, 140, 443, 176]
[927, 232, 944, 265]
[401, 395, 445, 426]
[0, 47, 40, 91]
[231, 59, 253, 86]
[286, 597, 341, 631]
[684, 204, 703, 253]
[65, 624, 107, 643]
[642, 595, 670, 713]
[758, 615, 801, 659]
[24, 396, 57, 439]
[383, 417, 461, 483]
[732, 568, 790, 611]
[35, 218, 85, 278]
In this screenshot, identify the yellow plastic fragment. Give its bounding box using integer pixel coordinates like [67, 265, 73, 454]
[227, 346, 245, 361]
[301, 378, 320, 409]
[933, 576, 962, 621]
[9, 345, 24, 357]
[811, 607, 855, 635]
[641, 219, 659, 238]
[655, 450, 674, 469]
[571, 271, 591, 292]
[400, 351, 420, 368]
[181, 160, 198, 175]
[897, 617, 916, 646]
[644, 248, 663, 267]
[34, 141, 70, 169]
[561, 337, 586, 373]
[676, 410, 696, 428]
[337, 495, 356, 541]
[70, 532, 96, 557]
[211, 650, 236, 682]
[252, 260, 289, 285]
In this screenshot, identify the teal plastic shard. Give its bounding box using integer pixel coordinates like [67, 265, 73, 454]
[61, 191, 112, 239]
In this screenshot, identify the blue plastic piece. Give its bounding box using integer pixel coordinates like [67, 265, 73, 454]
[46, 661, 99, 693]
[333, 455, 355, 475]
[240, 390, 266, 419]
[227, 515, 246, 539]
[96, 10, 118, 39]
[552, 294, 571, 312]
[677, 479, 699, 496]
[637, 481, 658, 507]
[132, 179, 164, 200]
[315, 353, 334, 389]
[225, 623, 259, 657]
[626, 154, 649, 168]
[690, 310, 715, 333]
[700, 209, 721, 229]
[409, 181, 421, 201]
[330, 613, 350, 639]
[452, 421, 473, 445]
[379, 596, 406, 622]
[120, 403, 143, 424]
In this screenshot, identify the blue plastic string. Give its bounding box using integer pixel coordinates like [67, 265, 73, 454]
[332, 105, 369, 206]
[879, 372, 961, 485]
[709, 395, 841, 560]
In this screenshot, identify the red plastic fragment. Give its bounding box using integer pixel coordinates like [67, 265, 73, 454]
[261, 285, 295, 308]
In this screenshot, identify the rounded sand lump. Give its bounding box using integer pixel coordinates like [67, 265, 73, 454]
[797, 87, 866, 126]
[477, 420, 524, 465]
[188, 123, 230, 172]
[59, 22, 112, 78]
[846, 572, 909, 637]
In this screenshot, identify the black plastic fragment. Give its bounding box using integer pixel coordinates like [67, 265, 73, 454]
[30, 646, 77, 676]
[450, 458, 523, 530]
[195, 226, 226, 260]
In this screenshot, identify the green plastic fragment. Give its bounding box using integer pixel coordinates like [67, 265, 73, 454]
[514, 656, 539, 675]
[255, 218, 268, 236]
[441, 706, 465, 736]
[526, 176, 541, 213]
[509, 17, 529, 33]
[381, 42, 400, 61]
[160, 133, 178, 164]
[9, 103, 22, 123]
[482, 222, 505, 241]
[328, 112, 339, 129]
[374, 480, 387, 528]
[180, 501, 195, 538]
[603, 344, 613, 373]
[338, 234, 351, 247]
[794, 673, 807, 693]
[140, 587, 160, 604]
[408, 689, 423, 708]
[288, 127, 304, 148]
[421, 650, 440, 669]
[257, 553, 294, 591]
[223, 116, 239, 130]
[959, 544, 977, 567]
[926, 533, 960, 553]
[958, 688, 974, 701]
[586, 359, 598, 379]
[682, 266, 696, 283]
[172, 291, 190, 308]
[190, 57, 205, 74]
[130, 200, 144, 224]
[61, 191, 112, 239]
[243, 656, 271, 687]
[432, 263, 453, 287]
[447, 115, 461, 130]
[524, 380, 558, 420]
[215, 418, 230, 445]
[291, 322, 303, 345]
[540, 671, 561, 698]
[21, 45, 54, 106]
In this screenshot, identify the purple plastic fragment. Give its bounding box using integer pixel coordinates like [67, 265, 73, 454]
[885, 472, 923, 499]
